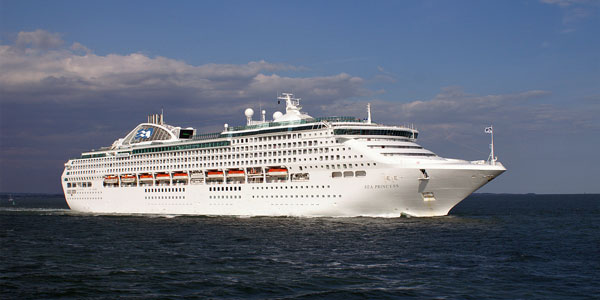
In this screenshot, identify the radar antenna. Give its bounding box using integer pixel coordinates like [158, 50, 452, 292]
[277, 93, 302, 113]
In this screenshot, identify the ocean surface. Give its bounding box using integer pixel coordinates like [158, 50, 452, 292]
[1, 194, 598, 299]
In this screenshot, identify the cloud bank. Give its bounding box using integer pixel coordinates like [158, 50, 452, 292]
[0, 30, 366, 112]
[1, 29, 599, 193]
[2, 29, 598, 134]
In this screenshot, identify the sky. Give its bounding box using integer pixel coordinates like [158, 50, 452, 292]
[0, 0, 599, 194]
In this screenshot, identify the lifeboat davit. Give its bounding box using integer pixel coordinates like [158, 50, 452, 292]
[267, 168, 288, 176]
[156, 173, 171, 181]
[104, 175, 118, 184]
[190, 171, 204, 179]
[173, 172, 189, 180]
[206, 171, 224, 178]
[227, 170, 245, 177]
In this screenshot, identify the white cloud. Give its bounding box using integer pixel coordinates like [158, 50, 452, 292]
[70, 42, 92, 54]
[0, 30, 365, 109]
[1, 29, 598, 141]
[540, 0, 587, 7]
[15, 29, 64, 50]
[540, 0, 599, 30]
[317, 86, 599, 144]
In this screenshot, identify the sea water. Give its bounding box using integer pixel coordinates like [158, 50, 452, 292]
[1, 193, 598, 299]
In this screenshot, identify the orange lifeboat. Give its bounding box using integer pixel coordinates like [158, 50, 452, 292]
[139, 174, 154, 182]
[267, 168, 288, 176]
[173, 172, 189, 180]
[104, 175, 118, 184]
[120, 174, 136, 183]
[206, 171, 224, 178]
[155, 173, 171, 181]
[227, 170, 245, 177]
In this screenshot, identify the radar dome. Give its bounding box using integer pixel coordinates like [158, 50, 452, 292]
[273, 111, 283, 120]
[244, 108, 254, 118]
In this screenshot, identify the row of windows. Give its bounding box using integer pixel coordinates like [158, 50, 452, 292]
[334, 129, 417, 138]
[230, 132, 316, 145]
[209, 195, 242, 199]
[369, 145, 423, 149]
[131, 141, 231, 155]
[252, 194, 341, 199]
[252, 185, 330, 190]
[145, 196, 186, 200]
[145, 187, 186, 193]
[381, 153, 436, 157]
[210, 186, 242, 192]
[207, 194, 344, 200]
[332, 170, 367, 178]
[67, 182, 92, 188]
[81, 141, 231, 159]
[224, 124, 325, 138]
[226, 116, 360, 132]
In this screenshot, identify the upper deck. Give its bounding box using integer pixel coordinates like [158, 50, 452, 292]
[75, 94, 418, 159]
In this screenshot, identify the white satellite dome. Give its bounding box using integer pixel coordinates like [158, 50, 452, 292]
[273, 111, 283, 120]
[244, 108, 254, 118]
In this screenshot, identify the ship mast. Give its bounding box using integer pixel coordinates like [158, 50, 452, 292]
[486, 126, 496, 165]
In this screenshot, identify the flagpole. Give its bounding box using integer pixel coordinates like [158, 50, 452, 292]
[490, 125, 495, 165]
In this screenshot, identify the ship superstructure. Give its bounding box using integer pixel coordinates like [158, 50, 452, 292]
[61, 93, 505, 217]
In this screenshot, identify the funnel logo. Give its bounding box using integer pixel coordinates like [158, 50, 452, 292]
[135, 128, 154, 139]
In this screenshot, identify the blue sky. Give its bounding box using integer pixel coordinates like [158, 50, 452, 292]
[1, 0, 599, 193]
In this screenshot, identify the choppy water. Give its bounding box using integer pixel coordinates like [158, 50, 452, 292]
[1, 193, 598, 299]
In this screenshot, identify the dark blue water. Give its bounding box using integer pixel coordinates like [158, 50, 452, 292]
[1, 194, 598, 299]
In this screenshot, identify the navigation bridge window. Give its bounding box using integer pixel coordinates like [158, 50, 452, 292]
[334, 129, 416, 139]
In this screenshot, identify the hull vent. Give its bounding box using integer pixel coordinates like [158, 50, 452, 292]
[421, 192, 436, 202]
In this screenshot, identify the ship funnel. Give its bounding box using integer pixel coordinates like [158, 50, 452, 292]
[147, 113, 164, 125]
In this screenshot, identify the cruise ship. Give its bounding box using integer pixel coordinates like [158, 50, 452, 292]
[61, 93, 506, 217]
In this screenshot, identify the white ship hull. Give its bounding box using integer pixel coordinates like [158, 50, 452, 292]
[62, 161, 504, 217]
